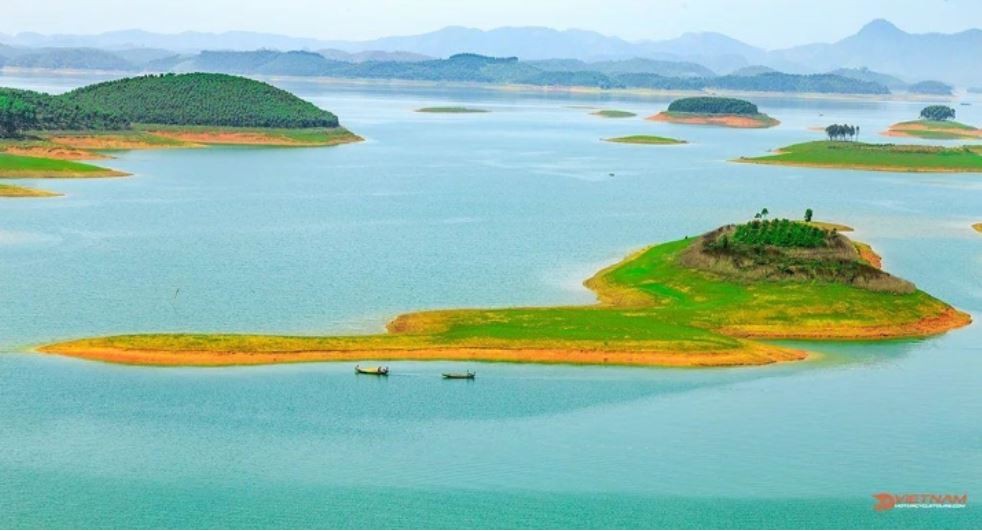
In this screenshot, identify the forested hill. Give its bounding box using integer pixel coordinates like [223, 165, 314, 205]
[61, 73, 339, 128]
[0, 87, 128, 137]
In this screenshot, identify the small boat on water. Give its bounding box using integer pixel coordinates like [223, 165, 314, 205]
[442, 371, 476, 380]
[355, 365, 389, 375]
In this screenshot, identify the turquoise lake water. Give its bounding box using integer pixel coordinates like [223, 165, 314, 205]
[0, 73, 979, 528]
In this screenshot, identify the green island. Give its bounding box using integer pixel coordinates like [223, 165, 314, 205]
[39, 213, 970, 368]
[884, 105, 981, 140]
[416, 106, 489, 113]
[591, 110, 637, 118]
[604, 135, 685, 145]
[648, 97, 779, 128]
[737, 140, 982, 173]
[0, 73, 361, 193]
[0, 182, 59, 197]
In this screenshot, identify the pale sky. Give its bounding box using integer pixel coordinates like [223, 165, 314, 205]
[3, 0, 980, 49]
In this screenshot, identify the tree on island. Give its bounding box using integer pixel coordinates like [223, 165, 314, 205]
[825, 123, 858, 141]
[920, 105, 955, 121]
[804, 208, 813, 222]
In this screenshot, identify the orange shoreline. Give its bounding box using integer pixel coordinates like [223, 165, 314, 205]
[648, 112, 779, 129]
[733, 158, 980, 173]
[36, 342, 808, 368]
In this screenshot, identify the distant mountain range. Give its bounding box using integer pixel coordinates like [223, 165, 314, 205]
[1, 19, 979, 87]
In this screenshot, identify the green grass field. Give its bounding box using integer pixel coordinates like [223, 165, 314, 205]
[0, 183, 60, 197]
[592, 110, 637, 118]
[0, 152, 125, 178]
[739, 140, 982, 172]
[604, 135, 685, 145]
[41, 229, 967, 367]
[416, 107, 489, 113]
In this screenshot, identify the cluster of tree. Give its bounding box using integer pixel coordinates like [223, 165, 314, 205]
[824, 124, 861, 141]
[667, 97, 759, 115]
[730, 218, 830, 248]
[0, 88, 128, 138]
[61, 73, 338, 128]
[919, 105, 955, 121]
[907, 80, 953, 96]
[148, 51, 891, 95]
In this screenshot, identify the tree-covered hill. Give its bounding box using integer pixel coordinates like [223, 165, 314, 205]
[61, 73, 339, 128]
[908, 80, 954, 96]
[667, 97, 759, 115]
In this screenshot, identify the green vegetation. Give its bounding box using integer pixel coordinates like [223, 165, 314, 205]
[728, 219, 831, 248]
[667, 97, 758, 115]
[415, 106, 489, 113]
[0, 152, 124, 177]
[920, 105, 956, 121]
[739, 141, 982, 172]
[0, 183, 59, 197]
[604, 135, 685, 145]
[0, 87, 127, 137]
[61, 73, 339, 128]
[592, 110, 636, 118]
[41, 220, 969, 367]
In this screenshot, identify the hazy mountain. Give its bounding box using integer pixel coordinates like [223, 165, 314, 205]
[729, 65, 778, 77]
[317, 49, 432, 63]
[4, 47, 136, 71]
[773, 19, 982, 86]
[528, 58, 715, 78]
[1, 20, 978, 86]
[828, 67, 907, 90]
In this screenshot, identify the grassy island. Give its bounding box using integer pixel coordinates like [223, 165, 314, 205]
[416, 107, 489, 113]
[0, 73, 361, 196]
[39, 217, 969, 368]
[604, 135, 686, 145]
[592, 110, 637, 118]
[737, 141, 982, 172]
[648, 97, 779, 128]
[0, 183, 60, 197]
[884, 120, 981, 140]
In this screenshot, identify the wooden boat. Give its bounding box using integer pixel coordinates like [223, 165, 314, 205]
[442, 371, 475, 380]
[355, 365, 389, 375]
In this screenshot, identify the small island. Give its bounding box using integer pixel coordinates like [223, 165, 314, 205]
[884, 105, 981, 140]
[973, 223, 982, 234]
[648, 97, 779, 128]
[591, 110, 636, 118]
[604, 135, 685, 145]
[737, 140, 982, 172]
[0, 73, 361, 196]
[415, 106, 489, 113]
[39, 212, 969, 368]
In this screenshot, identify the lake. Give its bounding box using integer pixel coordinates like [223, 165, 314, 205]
[0, 73, 979, 528]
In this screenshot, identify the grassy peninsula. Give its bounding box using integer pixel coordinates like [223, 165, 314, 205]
[0, 183, 59, 197]
[416, 106, 488, 113]
[0, 152, 127, 178]
[592, 110, 636, 118]
[39, 216, 969, 368]
[604, 135, 685, 145]
[737, 141, 982, 172]
[0, 73, 361, 195]
[648, 97, 779, 128]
